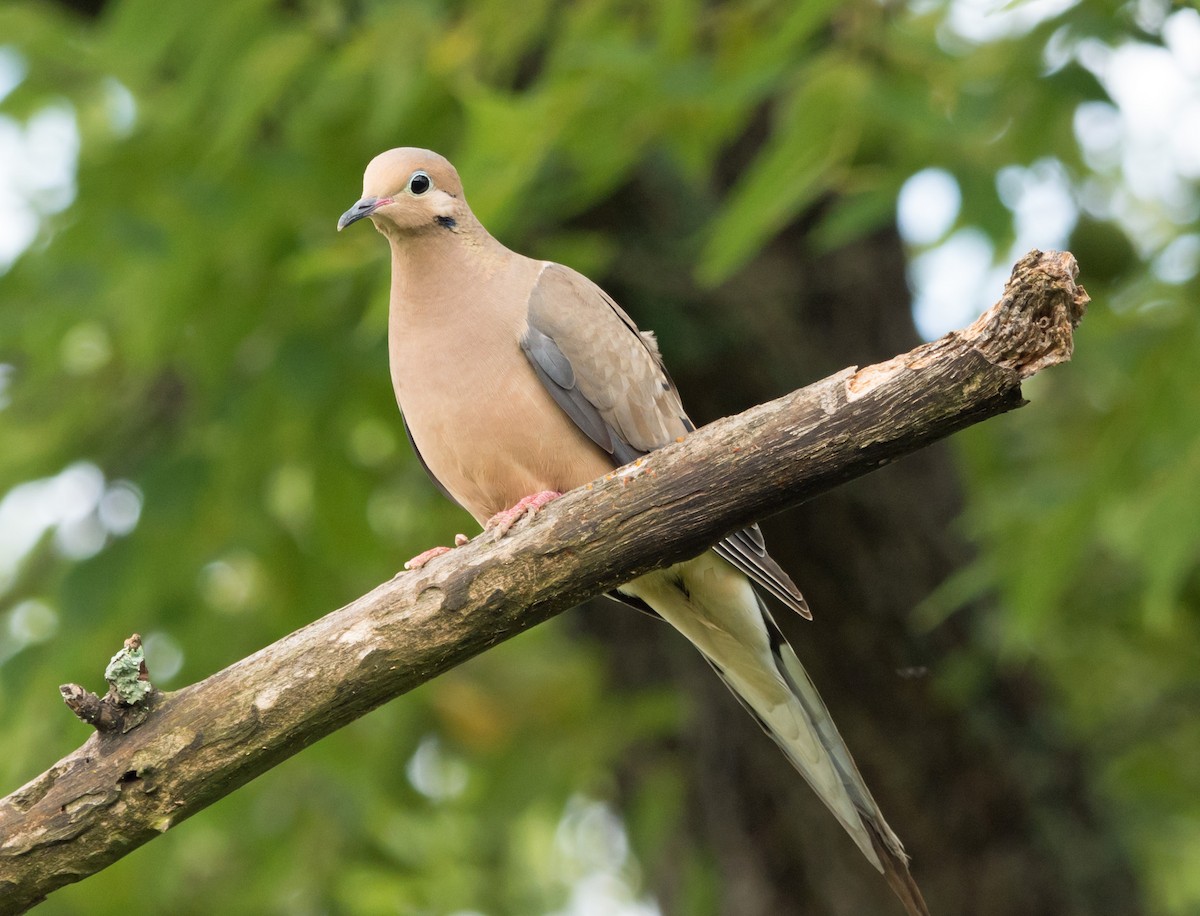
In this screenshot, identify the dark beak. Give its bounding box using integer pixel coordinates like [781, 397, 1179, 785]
[337, 196, 388, 231]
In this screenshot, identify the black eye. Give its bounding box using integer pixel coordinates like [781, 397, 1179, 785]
[409, 171, 431, 195]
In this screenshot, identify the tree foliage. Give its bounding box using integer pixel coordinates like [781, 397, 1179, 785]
[0, 0, 1196, 912]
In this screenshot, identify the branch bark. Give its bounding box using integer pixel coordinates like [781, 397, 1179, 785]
[0, 250, 1087, 914]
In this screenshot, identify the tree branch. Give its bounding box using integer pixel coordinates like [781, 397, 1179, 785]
[0, 250, 1087, 914]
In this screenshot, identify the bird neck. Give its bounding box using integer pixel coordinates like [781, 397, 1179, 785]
[386, 222, 513, 326]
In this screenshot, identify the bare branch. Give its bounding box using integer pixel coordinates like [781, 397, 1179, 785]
[0, 250, 1087, 914]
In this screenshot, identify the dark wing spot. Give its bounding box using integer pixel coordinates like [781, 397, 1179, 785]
[670, 573, 690, 600]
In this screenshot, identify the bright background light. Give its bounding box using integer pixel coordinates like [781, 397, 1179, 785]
[900, 6, 1200, 339]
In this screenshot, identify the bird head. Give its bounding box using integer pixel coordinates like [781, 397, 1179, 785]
[337, 148, 465, 235]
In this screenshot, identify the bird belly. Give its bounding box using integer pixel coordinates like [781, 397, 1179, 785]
[394, 339, 614, 525]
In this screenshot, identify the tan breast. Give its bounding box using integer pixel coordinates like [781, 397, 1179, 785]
[388, 253, 614, 524]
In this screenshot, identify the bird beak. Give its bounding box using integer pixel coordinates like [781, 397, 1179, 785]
[337, 196, 391, 231]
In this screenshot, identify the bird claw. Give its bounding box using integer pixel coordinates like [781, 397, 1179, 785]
[402, 534, 472, 571]
[403, 545, 452, 570]
[485, 491, 563, 538]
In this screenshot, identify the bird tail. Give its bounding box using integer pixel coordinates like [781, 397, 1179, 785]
[869, 824, 931, 916]
[621, 554, 929, 916]
[722, 601, 927, 916]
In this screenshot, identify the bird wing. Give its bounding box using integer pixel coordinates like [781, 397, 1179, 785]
[522, 262, 690, 461]
[521, 262, 809, 617]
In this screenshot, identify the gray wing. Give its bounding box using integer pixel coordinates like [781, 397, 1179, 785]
[713, 526, 811, 618]
[520, 263, 810, 618]
[522, 262, 691, 460]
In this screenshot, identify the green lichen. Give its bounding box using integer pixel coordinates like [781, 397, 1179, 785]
[105, 640, 152, 705]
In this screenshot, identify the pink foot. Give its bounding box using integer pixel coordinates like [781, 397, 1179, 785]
[403, 533, 469, 570]
[485, 491, 563, 538]
[404, 545, 451, 570]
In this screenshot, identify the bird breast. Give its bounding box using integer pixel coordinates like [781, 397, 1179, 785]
[387, 280, 613, 525]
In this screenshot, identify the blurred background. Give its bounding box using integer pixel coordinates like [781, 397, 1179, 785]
[1, 0, 1197, 913]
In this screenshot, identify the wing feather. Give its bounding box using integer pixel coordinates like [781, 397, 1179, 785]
[521, 262, 809, 617]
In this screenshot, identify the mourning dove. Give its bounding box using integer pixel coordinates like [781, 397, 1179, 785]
[339, 148, 928, 915]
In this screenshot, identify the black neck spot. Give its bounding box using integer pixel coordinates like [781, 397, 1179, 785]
[435, 215, 456, 230]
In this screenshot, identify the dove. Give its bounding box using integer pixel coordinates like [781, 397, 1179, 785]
[338, 147, 927, 915]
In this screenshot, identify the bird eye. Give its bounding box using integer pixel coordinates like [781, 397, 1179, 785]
[408, 171, 431, 195]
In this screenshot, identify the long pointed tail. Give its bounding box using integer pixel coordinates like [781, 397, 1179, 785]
[621, 554, 929, 916]
[871, 825, 931, 916]
[765, 605, 930, 916]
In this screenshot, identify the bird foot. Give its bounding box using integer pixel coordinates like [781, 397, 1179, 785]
[403, 533, 470, 571]
[485, 491, 563, 538]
